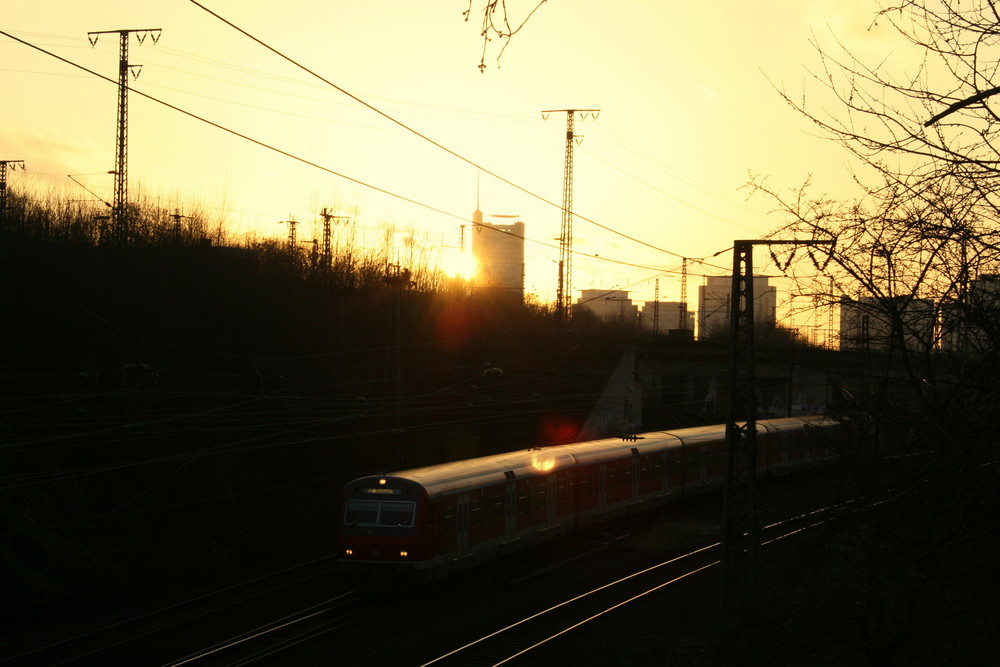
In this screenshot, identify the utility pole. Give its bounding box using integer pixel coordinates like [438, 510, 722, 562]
[87, 28, 161, 246]
[679, 257, 689, 330]
[278, 217, 298, 252]
[319, 207, 349, 270]
[385, 264, 412, 468]
[170, 209, 191, 242]
[653, 279, 660, 334]
[0, 159, 25, 228]
[542, 108, 599, 326]
[828, 278, 836, 349]
[721, 239, 834, 609]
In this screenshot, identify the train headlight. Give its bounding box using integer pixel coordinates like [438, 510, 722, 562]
[344, 548, 353, 556]
[399, 550, 408, 558]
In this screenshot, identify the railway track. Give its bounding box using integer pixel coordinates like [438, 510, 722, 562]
[159, 590, 374, 667]
[1, 554, 344, 667]
[420, 547, 719, 666]
[2, 470, 858, 666]
[415, 501, 854, 667]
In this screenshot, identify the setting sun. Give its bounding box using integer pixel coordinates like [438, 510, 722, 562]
[445, 248, 478, 280]
[0, 1, 889, 308]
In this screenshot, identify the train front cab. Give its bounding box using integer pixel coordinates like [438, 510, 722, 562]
[338, 476, 428, 575]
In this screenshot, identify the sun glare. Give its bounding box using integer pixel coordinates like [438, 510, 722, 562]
[446, 249, 478, 280]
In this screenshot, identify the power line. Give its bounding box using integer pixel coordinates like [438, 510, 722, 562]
[183, 2, 694, 262]
[3, 29, 747, 308]
[3, 31, 697, 285]
[590, 123, 775, 224]
[0, 30, 468, 222]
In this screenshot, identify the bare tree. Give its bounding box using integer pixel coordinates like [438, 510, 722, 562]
[754, 0, 1000, 404]
[740, 3, 1000, 661]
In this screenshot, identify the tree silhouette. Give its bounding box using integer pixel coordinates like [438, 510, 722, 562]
[741, 2, 1000, 661]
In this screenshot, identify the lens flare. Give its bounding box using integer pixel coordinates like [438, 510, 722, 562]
[531, 451, 556, 472]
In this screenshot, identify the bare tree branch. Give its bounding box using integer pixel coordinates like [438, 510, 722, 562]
[463, 0, 548, 72]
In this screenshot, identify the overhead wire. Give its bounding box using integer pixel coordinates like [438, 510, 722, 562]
[3, 24, 757, 274]
[590, 122, 777, 223]
[579, 144, 762, 233]
[0, 29, 468, 223]
[183, 0, 695, 262]
[2, 26, 753, 290]
[2, 30, 681, 282]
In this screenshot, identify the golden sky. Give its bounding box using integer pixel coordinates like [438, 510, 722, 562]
[1, 1, 909, 305]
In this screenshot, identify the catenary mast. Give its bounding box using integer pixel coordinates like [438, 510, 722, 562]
[542, 109, 599, 324]
[87, 28, 161, 245]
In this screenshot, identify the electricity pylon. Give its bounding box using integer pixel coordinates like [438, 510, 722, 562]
[87, 28, 161, 246]
[679, 257, 689, 330]
[542, 109, 599, 325]
[319, 207, 349, 270]
[0, 159, 25, 227]
[278, 217, 298, 252]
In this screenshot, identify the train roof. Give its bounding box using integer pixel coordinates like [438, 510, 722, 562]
[358, 415, 832, 499]
[386, 448, 579, 498]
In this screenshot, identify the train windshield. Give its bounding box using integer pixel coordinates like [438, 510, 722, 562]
[344, 499, 415, 527]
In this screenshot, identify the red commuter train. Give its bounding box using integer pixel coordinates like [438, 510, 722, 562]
[337, 415, 837, 580]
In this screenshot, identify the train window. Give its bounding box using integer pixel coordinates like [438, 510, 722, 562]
[380, 501, 415, 527]
[533, 484, 546, 511]
[344, 499, 414, 527]
[344, 500, 379, 525]
[470, 500, 482, 527]
[517, 488, 528, 515]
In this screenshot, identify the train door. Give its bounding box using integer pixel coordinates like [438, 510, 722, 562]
[456, 495, 469, 557]
[631, 450, 640, 501]
[598, 464, 607, 513]
[661, 452, 671, 493]
[546, 475, 556, 527]
[504, 474, 517, 541]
